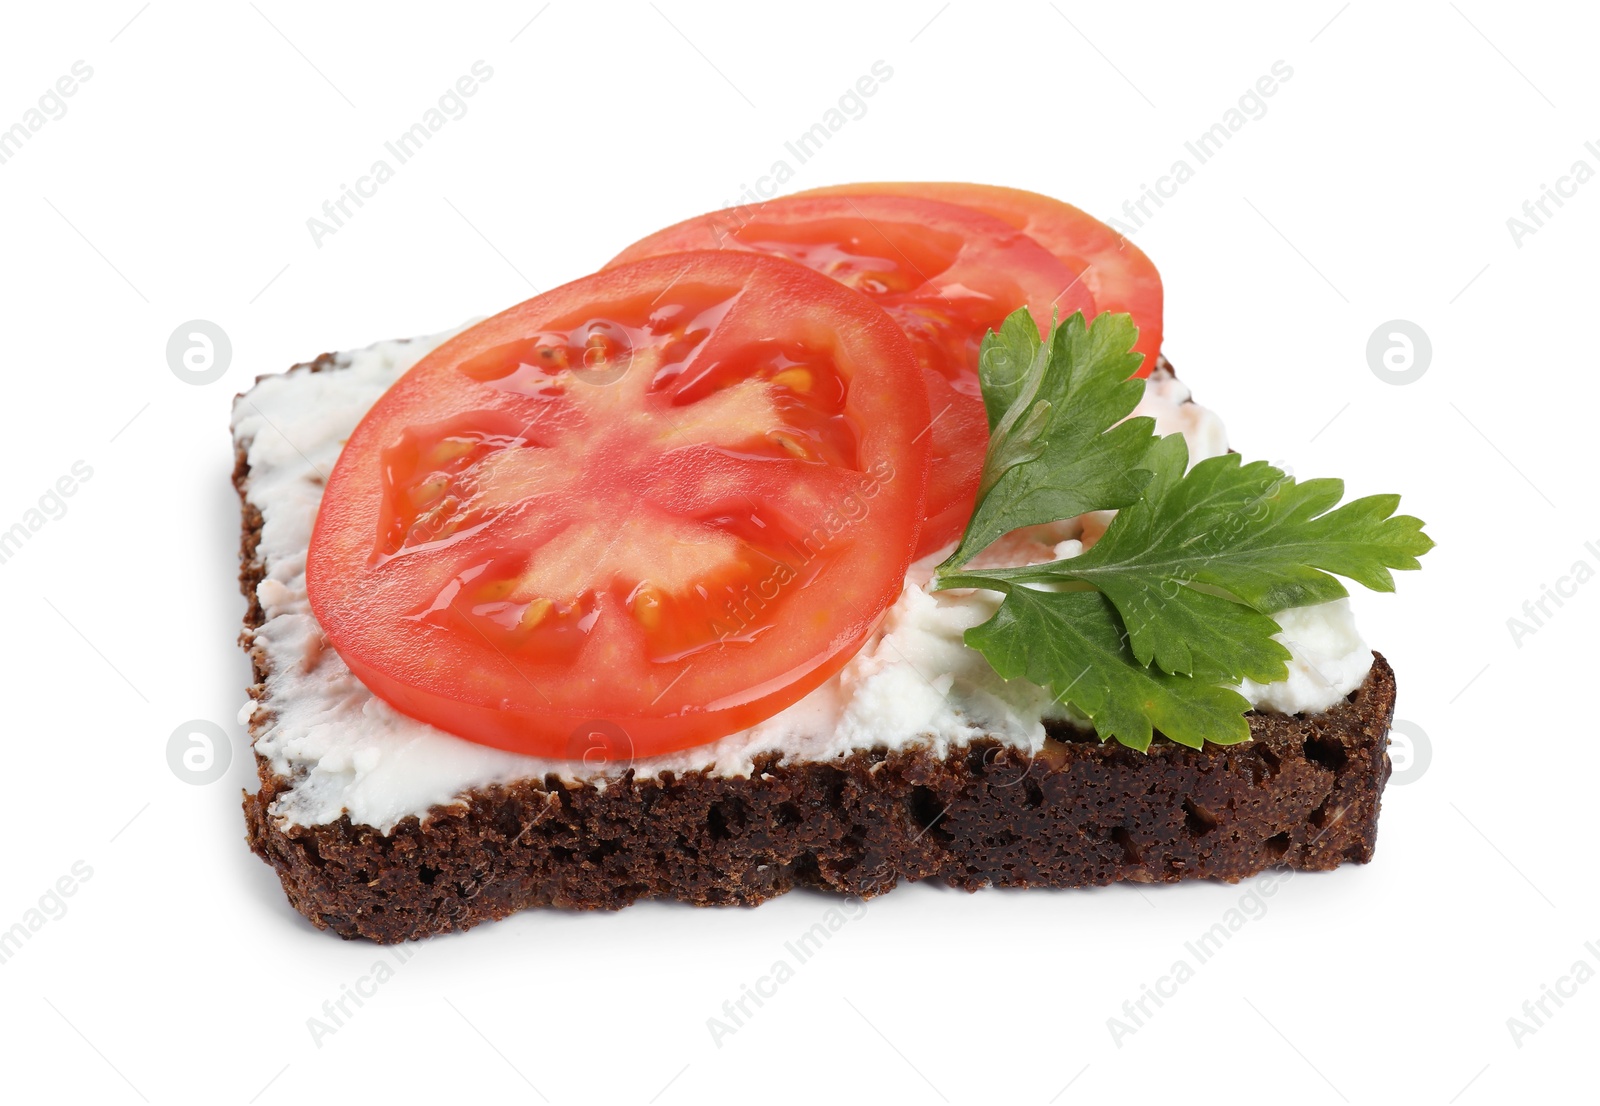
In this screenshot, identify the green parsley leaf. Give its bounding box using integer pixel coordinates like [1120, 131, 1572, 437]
[976, 307, 1044, 430]
[1059, 432, 1434, 617]
[936, 310, 1155, 573]
[963, 587, 1254, 750]
[936, 308, 1433, 751]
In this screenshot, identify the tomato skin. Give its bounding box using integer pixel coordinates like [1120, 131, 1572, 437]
[793, 182, 1163, 377]
[307, 251, 930, 759]
[607, 193, 1093, 555]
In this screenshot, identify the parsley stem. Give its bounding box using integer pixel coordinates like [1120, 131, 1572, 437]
[933, 568, 1099, 595]
[935, 564, 1069, 591]
[930, 571, 1013, 594]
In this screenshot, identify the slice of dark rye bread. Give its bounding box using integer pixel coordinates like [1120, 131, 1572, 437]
[234, 351, 1397, 944]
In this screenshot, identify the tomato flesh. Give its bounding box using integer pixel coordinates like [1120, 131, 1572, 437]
[794, 182, 1163, 377]
[607, 194, 1094, 556]
[307, 252, 930, 758]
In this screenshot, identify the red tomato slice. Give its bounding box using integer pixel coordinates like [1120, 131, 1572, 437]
[307, 252, 930, 759]
[607, 194, 1094, 556]
[795, 182, 1163, 376]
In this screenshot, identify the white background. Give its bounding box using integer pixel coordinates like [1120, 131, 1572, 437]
[0, 2, 1594, 1103]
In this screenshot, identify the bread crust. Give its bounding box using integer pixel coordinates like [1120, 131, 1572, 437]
[234, 353, 1394, 944]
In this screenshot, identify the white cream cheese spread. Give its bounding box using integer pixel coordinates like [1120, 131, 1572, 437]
[233, 332, 1372, 832]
